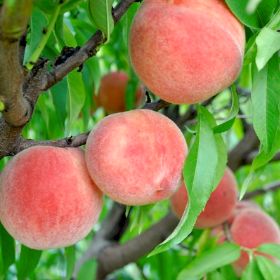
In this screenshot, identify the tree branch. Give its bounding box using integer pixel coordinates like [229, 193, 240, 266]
[0, 0, 140, 159]
[73, 203, 127, 278]
[244, 181, 280, 200]
[0, 0, 33, 127]
[6, 99, 167, 155]
[0, 0, 32, 40]
[40, 0, 139, 92]
[96, 212, 178, 280]
[228, 125, 259, 171]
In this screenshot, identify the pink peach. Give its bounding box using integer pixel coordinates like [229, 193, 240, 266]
[171, 167, 238, 228]
[0, 146, 102, 250]
[85, 109, 187, 205]
[129, 0, 245, 104]
[231, 209, 280, 274]
[95, 71, 145, 114]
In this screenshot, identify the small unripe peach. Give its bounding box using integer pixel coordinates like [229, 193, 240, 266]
[129, 0, 245, 104]
[85, 109, 188, 205]
[171, 167, 238, 228]
[231, 209, 280, 274]
[0, 146, 103, 250]
[95, 71, 145, 113]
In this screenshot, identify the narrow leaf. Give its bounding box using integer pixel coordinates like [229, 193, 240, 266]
[251, 54, 280, 169]
[17, 245, 42, 279]
[256, 255, 280, 280]
[241, 259, 263, 280]
[65, 246, 76, 280]
[258, 243, 280, 260]
[0, 224, 15, 275]
[151, 106, 227, 255]
[256, 28, 280, 70]
[225, 0, 278, 28]
[66, 71, 86, 136]
[177, 243, 240, 280]
[88, 0, 114, 41]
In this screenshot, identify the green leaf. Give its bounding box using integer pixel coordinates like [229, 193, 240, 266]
[256, 255, 280, 280]
[63, 22, 77, 47]
[151, 106, 227, 255]
[16, 245, 42, 279]
[251, 54, 280, 169]
[241, 259, 263, 280]
[24, 7, 48, 65]
[33, 0, 58, 14]
[214, 86, 239, 133]
[50, 79, 67, 132]
[0, 224, 15, 276]
[208, 271, 223, 280]
[177, 243, 240, 280]
[258, 243, 280, 259]
[0, 100, 4, 111]
[77, 259, 97, 280]
[256, 28, 280, 70]
[225, 0, 278, 28]
[61, 0, 83, 13]
[66, 70, 86, 136]
[65, 246, 76, 280]
[88, 0, 114, 41]
[220, 265, 239, 280]
[240, 54, 280, 198]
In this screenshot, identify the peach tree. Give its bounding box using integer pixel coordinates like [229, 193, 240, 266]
[0, 0, 280, 279]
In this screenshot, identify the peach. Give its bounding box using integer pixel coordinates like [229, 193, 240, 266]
[129, 0, 245, 104]
[171, 167, 238, 228]
[0, 146, 103, 250]
[94, 71, 145, 113]
[231, 209, 280, 274]
[227, 200, 260, 224]
[85, 109, 187, 205]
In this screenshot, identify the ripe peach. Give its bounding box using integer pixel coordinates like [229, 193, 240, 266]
[85, 109, 188, 205]
[129, 0, 245, 104]
[227, 200, 260, 224]
[171, 167, 238, 228]
[231, 209, 280, 274]
[94, 71, 145, 113]
[0, 146, 103, 250]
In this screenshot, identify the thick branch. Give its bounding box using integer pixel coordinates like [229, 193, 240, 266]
[0, 40, 31, 126]
[0, 0, 33, 127]
[73, 203, 127, 278]
[96, 212, 178, 280]
[0, 0, 32, 40]
[15, 132, 90, 155]
[7, 99, 167, 155]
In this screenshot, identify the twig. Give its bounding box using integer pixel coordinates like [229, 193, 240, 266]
[40, 0, 139, 92]
[244, 181, 280, 200]
[228, 125, 259, 171]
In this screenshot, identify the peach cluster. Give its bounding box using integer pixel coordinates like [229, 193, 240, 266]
[170, 169, 280, 274]
[0, 109, 188, 249]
